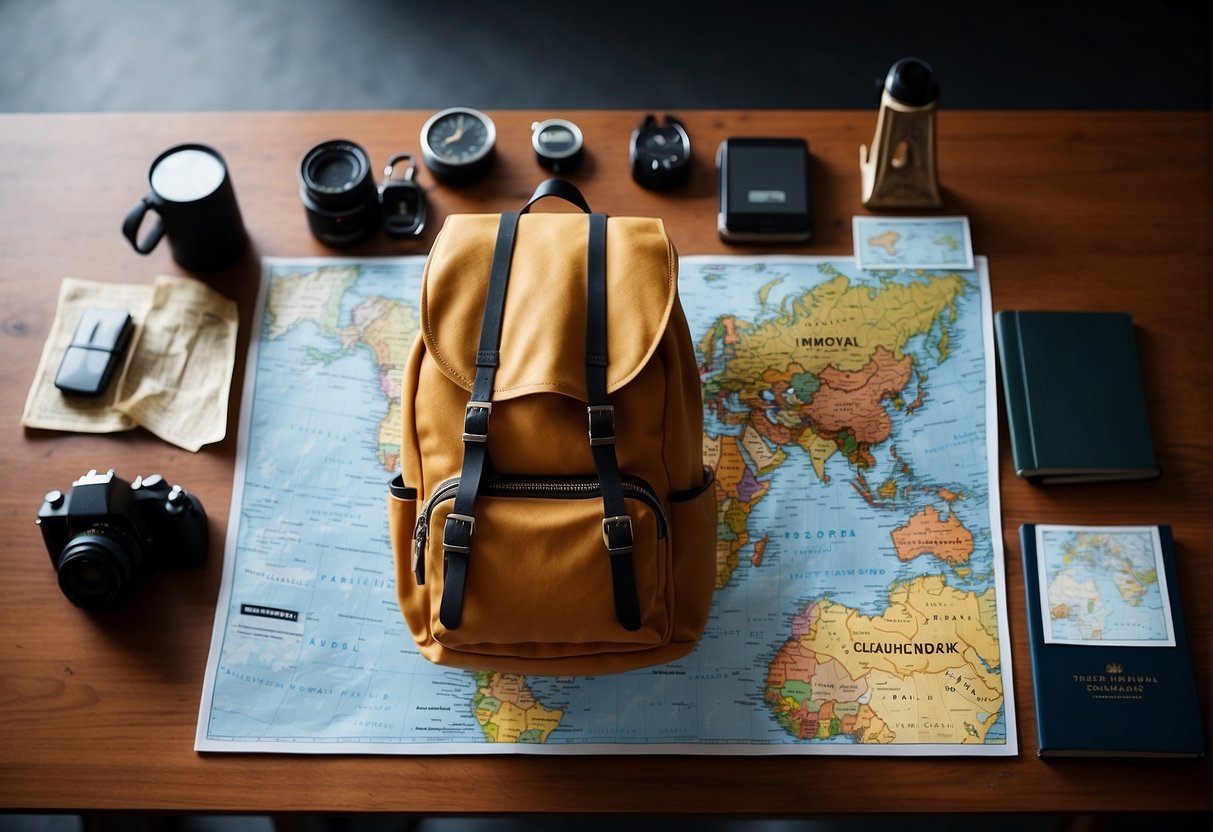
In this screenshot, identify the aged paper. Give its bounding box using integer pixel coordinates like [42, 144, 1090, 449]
[22, 275, 238, 451]
[113, 275, 239, 452]
[21, 277, 151, 432]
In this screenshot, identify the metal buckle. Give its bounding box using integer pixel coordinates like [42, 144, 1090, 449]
[587, 404, 616, 446]
[462, 401, 492, 443]
[601, 515, 633, 552]
[443, 513, 476, 553]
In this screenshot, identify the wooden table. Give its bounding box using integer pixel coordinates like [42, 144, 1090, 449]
[0, 111, 1208, 816]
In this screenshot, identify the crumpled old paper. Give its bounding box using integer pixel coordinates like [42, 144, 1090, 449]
[22, 274, 238, 452]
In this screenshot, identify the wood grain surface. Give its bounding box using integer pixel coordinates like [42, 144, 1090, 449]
[0, 111, 1208, 814]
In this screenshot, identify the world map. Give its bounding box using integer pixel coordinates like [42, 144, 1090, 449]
[1034, 525, 1174, 647]
[196, 254, 1015, 754]
[853, 217, 972, 270]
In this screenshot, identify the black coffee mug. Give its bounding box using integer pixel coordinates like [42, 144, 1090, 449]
[122, 144, 247, 272]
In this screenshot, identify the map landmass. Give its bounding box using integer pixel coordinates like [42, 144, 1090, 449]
[197, 255, 1013, 754]
[1038, 527, 1172, 646]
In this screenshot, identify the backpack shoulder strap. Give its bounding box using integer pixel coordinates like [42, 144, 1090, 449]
[585, 212, 642, 631]
[438, 209, 520, 629]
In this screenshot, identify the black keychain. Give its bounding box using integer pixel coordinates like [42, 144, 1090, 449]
[379, 153, 427, 238]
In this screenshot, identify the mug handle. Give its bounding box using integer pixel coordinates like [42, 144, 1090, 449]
[122, 195, 165, 254]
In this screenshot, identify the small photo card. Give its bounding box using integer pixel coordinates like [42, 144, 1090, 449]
[853, 216, 974, 270]
[1034, 525, 1176, 647]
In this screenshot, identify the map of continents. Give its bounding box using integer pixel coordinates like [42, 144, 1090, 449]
[1038, 527, 1172, 645]
[689, 258, 1006, 745]
[203, 254, 1010, 753]
[260, 261, 560, 745]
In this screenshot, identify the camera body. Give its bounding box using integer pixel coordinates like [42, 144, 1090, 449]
[37, 469, 207, 607]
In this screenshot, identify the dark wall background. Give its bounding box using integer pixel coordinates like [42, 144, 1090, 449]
[1, 0, 1209, 111]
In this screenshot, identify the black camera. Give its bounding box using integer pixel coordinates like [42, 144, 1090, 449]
[37, 469, 208, 607]
[298, 139, 380, 246]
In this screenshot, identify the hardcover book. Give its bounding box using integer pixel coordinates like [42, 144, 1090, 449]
[1021, 524, 1205, 757]
[994, 310, 1159, 483]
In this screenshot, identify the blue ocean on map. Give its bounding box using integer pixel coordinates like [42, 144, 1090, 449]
[197, 254, 1014, 754]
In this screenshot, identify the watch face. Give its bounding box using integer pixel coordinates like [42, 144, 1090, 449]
[420, 108, 496, 185]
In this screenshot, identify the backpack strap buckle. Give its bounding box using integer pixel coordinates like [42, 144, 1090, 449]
[587, 404, 616, 446]
[462, 401, 493, 443]
[443, 513, 476, 553]
[601, 514, 634, 553]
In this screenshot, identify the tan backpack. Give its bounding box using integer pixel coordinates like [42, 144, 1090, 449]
[387, 180, 716, 675]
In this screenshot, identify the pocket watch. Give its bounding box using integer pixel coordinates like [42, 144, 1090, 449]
[419, 107, 496, 185]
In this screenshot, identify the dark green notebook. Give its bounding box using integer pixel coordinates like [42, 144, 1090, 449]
[1021, 524, 1205, 757]
[994, 310, 1159, 484]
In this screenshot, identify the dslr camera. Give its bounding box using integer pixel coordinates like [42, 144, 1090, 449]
[37, 469, 207, 607]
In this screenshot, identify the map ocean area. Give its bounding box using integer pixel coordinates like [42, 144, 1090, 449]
[852, 216, 974, 271]
[196, 254, 1014, 755]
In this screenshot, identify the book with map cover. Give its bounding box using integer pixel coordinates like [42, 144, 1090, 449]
[994, 310, 1159, 483]
[1021, 524, 1205, 757]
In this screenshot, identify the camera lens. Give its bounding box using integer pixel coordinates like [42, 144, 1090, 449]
[299, 140, 380, 246]
[56, 530, 143, 607]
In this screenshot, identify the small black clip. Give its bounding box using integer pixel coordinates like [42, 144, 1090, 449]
[379, 153, 427, 238]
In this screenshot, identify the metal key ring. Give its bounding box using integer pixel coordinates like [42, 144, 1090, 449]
[383, 153, 416, 182]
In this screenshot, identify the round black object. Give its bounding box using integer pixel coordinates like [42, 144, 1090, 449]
[56, 529, 144, 607]
[532, 118, 584, 173]
[630, 114, 692, 190]
[299, 140, 381, 246]
[885, 58, 939, 107]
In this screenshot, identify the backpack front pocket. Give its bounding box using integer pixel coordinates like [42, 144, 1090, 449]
[415, 475, 672, 658]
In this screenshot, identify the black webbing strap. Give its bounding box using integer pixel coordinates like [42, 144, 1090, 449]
[437, 194, 641, 633]
[585, 213, 642, 631]
[439, 210, 521, 629]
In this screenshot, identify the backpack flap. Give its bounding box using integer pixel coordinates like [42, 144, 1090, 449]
[420, 213, 676, 401]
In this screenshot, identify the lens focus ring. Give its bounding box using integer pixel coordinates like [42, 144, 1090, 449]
[57, 529, 143, 607]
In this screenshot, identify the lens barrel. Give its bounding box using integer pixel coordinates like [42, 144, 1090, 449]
[56, 530, 144, 607]
[299, 140, 380, 246]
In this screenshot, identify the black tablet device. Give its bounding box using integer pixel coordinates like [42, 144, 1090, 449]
[716, 137, 813, 243]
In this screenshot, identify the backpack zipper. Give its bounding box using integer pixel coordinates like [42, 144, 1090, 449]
[412, 475, 668, 584]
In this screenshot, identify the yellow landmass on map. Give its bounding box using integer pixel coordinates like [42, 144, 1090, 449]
[700, 272, 969, 586]
[340, 296, 419, 472]
[795, 429, 838, 480]
[713, 432, 770, 587]
[757, 276, 784, 308]
[767, 575, 1004, 744]
[741, 423, 787, 476]
[265, 266, 359, 340]
[744, 273, 962, 379]
[472, 672, 563, 743]
[706, 274, 966, 421]
[868, 230, 900, 255]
